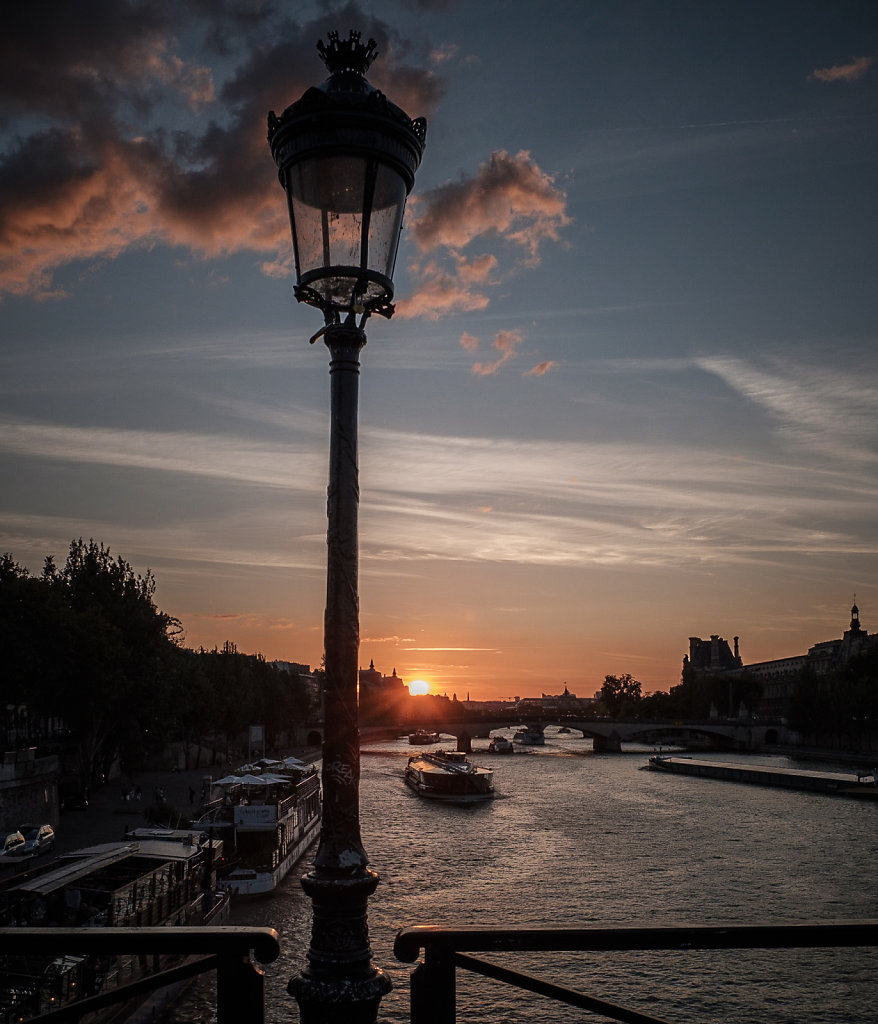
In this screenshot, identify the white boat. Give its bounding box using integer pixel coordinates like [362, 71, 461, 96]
[405, 750, 494, 803]
[198, 765, 321, 897]
[488, 735, 514, 754]
[513, 728, 545, 746]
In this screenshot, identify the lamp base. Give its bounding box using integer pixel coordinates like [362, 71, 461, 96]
[289, 966, 392, 1024]
[289, 869, 392, 1023]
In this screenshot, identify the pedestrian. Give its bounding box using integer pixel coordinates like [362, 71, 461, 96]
[188, 786, 195, 804]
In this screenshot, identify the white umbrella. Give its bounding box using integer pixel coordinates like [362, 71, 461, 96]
[212, 775, 243, 787]
[260, 773, 291, 784]
[236, 774, 269, 786]
[282, 756, 305, 767]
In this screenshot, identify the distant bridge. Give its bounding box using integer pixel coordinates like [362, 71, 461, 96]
[403, 717, 786, 753]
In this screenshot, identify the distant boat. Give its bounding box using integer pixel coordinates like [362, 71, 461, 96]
[405, 750, 494, 803]
[408, 729, 441, 745]
[513, 728, 545, 746]
[488, 735, 514, 754]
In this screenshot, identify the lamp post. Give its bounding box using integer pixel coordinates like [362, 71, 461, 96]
[267, 30, 425, 1023]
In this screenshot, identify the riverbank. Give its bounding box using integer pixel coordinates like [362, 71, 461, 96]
[769, 744, 878, 769]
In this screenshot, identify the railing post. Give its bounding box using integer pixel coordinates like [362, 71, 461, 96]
[410, 947, 456, 1024]
[216, 950, 266, 1024]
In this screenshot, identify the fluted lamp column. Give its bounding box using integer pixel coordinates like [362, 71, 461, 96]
[267, 30, 426, 1024]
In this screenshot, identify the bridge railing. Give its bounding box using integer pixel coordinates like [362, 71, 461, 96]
[4, 919, 877, 1021]
[0, 925, 279, 1023]
[393, 920, 878, 1024]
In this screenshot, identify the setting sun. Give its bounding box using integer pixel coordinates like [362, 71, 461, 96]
[408, 679, 430, 696]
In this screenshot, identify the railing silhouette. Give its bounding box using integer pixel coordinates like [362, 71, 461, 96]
[0, 925, 279, 1023]
[393, 920, 878, 1024]
[2, 919, 877, 1021]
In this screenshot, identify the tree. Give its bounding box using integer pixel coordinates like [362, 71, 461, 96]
[1, 540, 182, 784]
[600, 673, 642, 718]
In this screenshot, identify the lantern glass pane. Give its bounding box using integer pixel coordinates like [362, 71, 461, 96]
[367, 164, 407, 278]
[288, 156, 367, 274]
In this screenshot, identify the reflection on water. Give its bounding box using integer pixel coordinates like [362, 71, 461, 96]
[169, 730, 878, 1022]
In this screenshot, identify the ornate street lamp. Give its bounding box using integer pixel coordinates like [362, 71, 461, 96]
[267, 30, 425, 1024]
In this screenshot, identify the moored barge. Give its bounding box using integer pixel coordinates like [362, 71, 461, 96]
[0, 835, 229, 1021]
[646, 755, 878, 799]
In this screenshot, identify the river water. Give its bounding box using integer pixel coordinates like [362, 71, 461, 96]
[171, 730, 878, 1023]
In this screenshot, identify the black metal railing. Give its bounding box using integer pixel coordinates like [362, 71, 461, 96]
[4, 919, 877, 1022]
[393, 920, 878, 1024]
[0, 925, 279, 1023]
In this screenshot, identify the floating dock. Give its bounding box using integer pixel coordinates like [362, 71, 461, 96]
[646, 755, 878, 799]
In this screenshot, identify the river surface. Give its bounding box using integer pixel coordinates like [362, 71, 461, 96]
[170, 730, 878, 1022]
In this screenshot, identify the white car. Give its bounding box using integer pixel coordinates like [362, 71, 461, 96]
[0, 831, 26, 857]
[19, 824, 55, 856]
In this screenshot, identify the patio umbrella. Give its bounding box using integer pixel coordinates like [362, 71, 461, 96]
[212, 775, 244, 786]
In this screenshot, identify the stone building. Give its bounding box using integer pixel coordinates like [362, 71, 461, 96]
[685, 603, 877, 720]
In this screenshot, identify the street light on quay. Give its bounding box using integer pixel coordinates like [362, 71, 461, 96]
[267, 30, 426, 1024]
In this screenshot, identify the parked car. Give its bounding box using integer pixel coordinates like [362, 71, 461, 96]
[0, 831, 26, 857]
[18, 824, 55, 856]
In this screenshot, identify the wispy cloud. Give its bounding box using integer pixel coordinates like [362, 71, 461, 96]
[809, 56, 873, 83]
[3, 354, 876, 578]
[0, 419, 326, 490]
[695, 355, 878, 463]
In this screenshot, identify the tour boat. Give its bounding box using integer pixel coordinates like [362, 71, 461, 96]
[405, 750, 494, 803]
[196, 764, 321, 897]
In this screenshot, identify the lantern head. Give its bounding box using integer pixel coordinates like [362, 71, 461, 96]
[268, 30, 427, 324]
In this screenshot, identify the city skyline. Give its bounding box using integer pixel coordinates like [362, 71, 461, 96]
[2, 2, 877, 699]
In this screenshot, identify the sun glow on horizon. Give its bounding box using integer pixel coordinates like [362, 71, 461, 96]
[408, 679, 430, 696]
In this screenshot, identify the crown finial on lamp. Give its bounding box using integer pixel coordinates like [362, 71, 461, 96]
[317, 29, 378, 75]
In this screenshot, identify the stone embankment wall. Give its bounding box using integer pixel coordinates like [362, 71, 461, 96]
[0, 749, 59, 833]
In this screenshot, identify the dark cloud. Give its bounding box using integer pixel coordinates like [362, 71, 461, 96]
[0, 3, 444, 300]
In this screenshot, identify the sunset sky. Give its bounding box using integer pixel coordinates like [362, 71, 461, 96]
[2, 1, 877, 700]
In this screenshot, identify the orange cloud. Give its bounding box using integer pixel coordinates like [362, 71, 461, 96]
[409, 149, 570, 257]
[471, 329, 524, 376]
[398, 150, 569, 319]
[459, 332, 480, 352]
[809, 56, 873, 82]
[394, 259, 491, 319]
[525, 361, 558, 377]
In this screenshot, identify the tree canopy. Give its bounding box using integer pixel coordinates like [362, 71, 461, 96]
[1, 540, 312, 784]
[599, 673, 642, 718]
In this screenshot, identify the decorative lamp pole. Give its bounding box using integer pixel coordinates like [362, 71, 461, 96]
[267, 30, 425, 1023]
